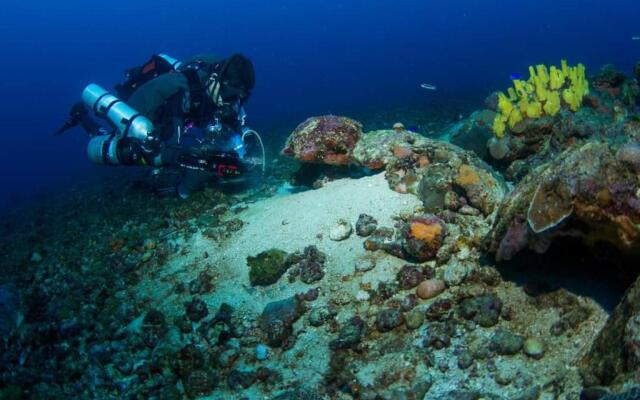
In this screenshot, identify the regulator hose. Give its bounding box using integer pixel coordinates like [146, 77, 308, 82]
[241, 128, 266, 174]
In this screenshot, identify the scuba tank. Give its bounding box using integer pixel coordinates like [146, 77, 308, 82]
[82, 83, 155, 143]
[82, 83, 161, 166]
[86, 135, 164, 166]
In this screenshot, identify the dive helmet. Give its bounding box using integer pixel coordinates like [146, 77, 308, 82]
[206, 54, 255, 106]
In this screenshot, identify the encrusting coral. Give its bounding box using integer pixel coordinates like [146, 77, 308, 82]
[492, 60, 589, 138]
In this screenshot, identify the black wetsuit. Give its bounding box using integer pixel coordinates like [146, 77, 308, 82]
[127, 54, 244, 153]
[125, 54, 249, 195]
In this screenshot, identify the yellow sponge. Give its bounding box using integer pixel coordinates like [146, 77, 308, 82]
[491, 60, 589, 137]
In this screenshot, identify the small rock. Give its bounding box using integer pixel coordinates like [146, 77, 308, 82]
[457, 351, 474, 369]
[255, 344, 269, 361]
[184, 298, 209, 322]
[375, 309, 404, 333]
[355, 290, 370, 301]
[308, 307, 332, 327]
[183, 370, 218, 398]
[490, 328, 524, 355]
[405, 309, 425, 330]
[416, 279, 445, 300]
[426, 299, 453, 321]
[396, 264, 424, 290]
[459, 294, 503, 327]
[443, 261, 470, 286]
[494, 363, 517, 386]
[523, 338, 545, 359]
[141, 251, 153, 263]
[458, 205, 481, 216]
[247, 249, 289, 287]
[218, 348, 240, 368]
[330, 316, 366, 350]
[287, 246, 326, 284]
[329, 219, 353, 241]
[260, 296, 305, 347]
[30, 252, 43, 263]
[143, 238, 157, 250]
[355, 257, 376, 273]
[227, 369, 256, 390]
[356, 214, 378, 237]
[424, 322, 455, 349]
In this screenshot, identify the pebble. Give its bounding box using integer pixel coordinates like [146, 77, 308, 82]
[405, 308, 425, 329]
[255, 344, 269, 361]
[416, 279, 445, 300]
[494, 363, 517, 385]
[355, 290, 370, 301]
[375, 309, 404, 333]
[143, 239, 157, 250]
[355, 257, 376, 273]
[490, 328, 524, 355]
[141, 251, 153, 263]
[443, 260, 470, 286]
[457, 351, 474, 369]
[30, 252, 43, 263]
[329, 219, 353, 241]
[218, 348, 239, 368]
[523, 338, 545, 359]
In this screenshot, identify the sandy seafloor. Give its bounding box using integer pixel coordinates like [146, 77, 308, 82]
[125, 172, 609, 399]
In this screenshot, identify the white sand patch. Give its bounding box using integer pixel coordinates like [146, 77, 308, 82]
[138, 173, 421, 397]
[188, 172, 421, 316]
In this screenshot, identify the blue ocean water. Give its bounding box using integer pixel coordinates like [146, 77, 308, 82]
[0, 0, 638, 209]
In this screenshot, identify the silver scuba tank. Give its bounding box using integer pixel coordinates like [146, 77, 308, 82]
[157, 53, 182, 70]
[87, 134, 165, 166]
[87, 135, 121, 165]
[82, 83, 155, 143]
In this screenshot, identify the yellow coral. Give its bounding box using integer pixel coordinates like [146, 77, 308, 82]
[492, 115, 507, 138]
[543, 91, 561, 116]
[508, 108, 523, 128]
[491, 60, 589, 137]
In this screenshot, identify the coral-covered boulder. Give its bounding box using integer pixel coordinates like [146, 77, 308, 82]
[487, 141, 640, 262]
[351, 129, 430, 170]
[281, 115, 363, 165]
[365, 132, 507, 213]
[400, 215, 445, 262]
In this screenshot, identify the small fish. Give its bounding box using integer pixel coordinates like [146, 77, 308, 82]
[633, 36, 640, 41]
[509, 73, 523, 80]
[420, 83, 437, 90]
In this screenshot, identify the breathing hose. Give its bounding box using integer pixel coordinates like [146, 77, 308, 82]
[241, 128, 266, 174]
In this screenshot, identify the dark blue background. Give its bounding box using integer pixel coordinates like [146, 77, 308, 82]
[0, 0, 638, 209]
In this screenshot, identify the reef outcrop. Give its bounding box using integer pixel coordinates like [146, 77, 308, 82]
[487, 140, 640, 266]
[581, 275, 640, 390]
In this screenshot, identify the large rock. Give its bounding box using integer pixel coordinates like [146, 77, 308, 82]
[281, 115, 362, 165]
[351, 129, 430, 170]
[363, 132, 506, 215]
[260, 296, 305, 347]
[580, 275, 640, 388]
[487, 141, 640, 263]
[247, 249, 289, 287]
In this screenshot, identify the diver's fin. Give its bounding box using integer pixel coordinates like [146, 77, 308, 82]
[53, 102, 89, 136]
[53, 120, 77, 136]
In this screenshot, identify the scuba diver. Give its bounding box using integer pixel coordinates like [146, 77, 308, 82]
[55, 53, 265, 198]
